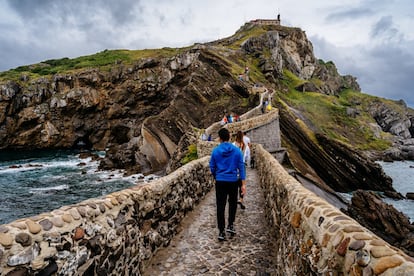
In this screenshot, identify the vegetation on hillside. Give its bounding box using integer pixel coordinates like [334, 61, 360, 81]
[181, 144, 198, 165]
[0, 47, 185, 82]
[279, 69, 392, 151]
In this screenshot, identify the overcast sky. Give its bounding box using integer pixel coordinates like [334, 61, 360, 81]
[1, 0, 413, 106]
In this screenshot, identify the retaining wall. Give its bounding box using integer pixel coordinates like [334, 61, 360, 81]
[254, 144, 414, 275]
[0, 157, 213, 275]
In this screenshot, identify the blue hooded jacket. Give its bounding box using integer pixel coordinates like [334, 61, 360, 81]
[210, 142, 246, 182]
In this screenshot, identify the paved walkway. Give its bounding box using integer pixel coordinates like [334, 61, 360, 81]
[143, 168, 279, 275]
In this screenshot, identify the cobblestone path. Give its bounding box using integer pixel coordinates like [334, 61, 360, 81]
[143, 168, 279, 275]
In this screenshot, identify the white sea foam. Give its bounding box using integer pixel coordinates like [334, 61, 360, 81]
[30, 184, 69, 193]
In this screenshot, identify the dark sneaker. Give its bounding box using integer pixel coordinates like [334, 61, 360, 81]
[218, 231, 226, 241]
[226, 225, 236, 236]
[237, 201, 246, 210]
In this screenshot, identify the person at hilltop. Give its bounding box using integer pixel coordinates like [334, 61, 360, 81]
[210, 128, 246, 241]
[233, 131, 247, 210]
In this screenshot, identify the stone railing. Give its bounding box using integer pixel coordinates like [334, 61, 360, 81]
[254, 143, 414, 275]
[0, 157, 213, 275]
[205, 90, 270, 139]
[198, 109, 279, 154]
[224, 109, 278, 135]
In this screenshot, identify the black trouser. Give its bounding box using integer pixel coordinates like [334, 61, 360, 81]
[215, 180, 238, 232]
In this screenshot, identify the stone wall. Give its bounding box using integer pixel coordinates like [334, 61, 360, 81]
[225, 109, 281, 153]
[254, 144, 414, 275]
[0, 157, 213, 275]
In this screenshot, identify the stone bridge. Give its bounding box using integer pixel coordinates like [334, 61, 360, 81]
[1, 102, 414, 275]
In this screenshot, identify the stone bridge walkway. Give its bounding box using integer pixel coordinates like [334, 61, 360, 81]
[143, 168, 279, 275]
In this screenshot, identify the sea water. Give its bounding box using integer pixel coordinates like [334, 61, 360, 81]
[339, 161, 414, 223]
[0, 149, 152, 225]
[377, 161, 414, 223]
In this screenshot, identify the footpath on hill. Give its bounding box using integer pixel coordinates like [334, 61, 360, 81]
[143, 167, 279, 275]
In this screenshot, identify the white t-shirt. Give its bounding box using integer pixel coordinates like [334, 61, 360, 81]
[243, 135, 251, 147]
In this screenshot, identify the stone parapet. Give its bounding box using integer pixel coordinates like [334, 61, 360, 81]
[197, 140, 218, 159]
[254, 144, 414, 275]
[225, 109, 278, 134]
[0, 157, 213, 275]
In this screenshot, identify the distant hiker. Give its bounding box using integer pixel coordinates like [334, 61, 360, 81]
[200, 130, 207, 141]
[263, 100, 268, 113]
[228, 114, 234, 123]
[243, 132, 251, 168]
[221, 115, 228, 125]
[233, 131, 247, 210]
[208, 134, 212, 141]
[266, 102, 272, 112]
[234, 114, 240, 122]
[244, 66, 250, 81]
[210, 128, 246, 241]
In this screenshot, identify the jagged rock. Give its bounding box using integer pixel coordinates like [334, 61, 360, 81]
[295, 81, 318, 93]
[407, 193, 414, 200]
[278, 105, 395, 193]
[368, 100, 413, 139]
[347, 190, 414, 257]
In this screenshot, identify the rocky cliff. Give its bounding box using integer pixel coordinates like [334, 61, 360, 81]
[0, 49, 257, 174]
[1, 22, 414, 177]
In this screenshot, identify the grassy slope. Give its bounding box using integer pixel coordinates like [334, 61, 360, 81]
[0, 47, 187, 82]
[279, 68, 394, 151]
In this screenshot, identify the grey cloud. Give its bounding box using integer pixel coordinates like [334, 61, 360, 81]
[312, 34, 414, 107]
[7, 0, 143, 26]
[370, 16, 402, 42]
[325, 7, 373, 23]
[361, 44, 414, 105]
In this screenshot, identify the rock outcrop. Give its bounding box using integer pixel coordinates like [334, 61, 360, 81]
[367, 99, 414, 160]
[347, 190, 414, 257]
[278, 104, 396, 194]
[239, 24, 360, 95]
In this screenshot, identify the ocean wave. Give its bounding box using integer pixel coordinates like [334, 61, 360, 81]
[0, 164, 45, 174]
[29, 184, 69, 194]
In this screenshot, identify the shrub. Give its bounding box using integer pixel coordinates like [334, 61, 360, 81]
[181, 144, 198, 165]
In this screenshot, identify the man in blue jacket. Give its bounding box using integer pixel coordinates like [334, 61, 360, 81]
[210, 128, 246, 241]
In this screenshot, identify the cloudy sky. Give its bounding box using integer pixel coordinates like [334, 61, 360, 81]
[1, 0, 413, 106]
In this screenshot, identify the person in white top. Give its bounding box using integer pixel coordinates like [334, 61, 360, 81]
[243, 132, 251, 167]
[233, 131, 247, 209]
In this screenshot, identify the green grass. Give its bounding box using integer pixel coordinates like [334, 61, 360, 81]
[280, 70, 392, 151]
[181, 144, 198, 165]
[0, 47, 186, 81]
